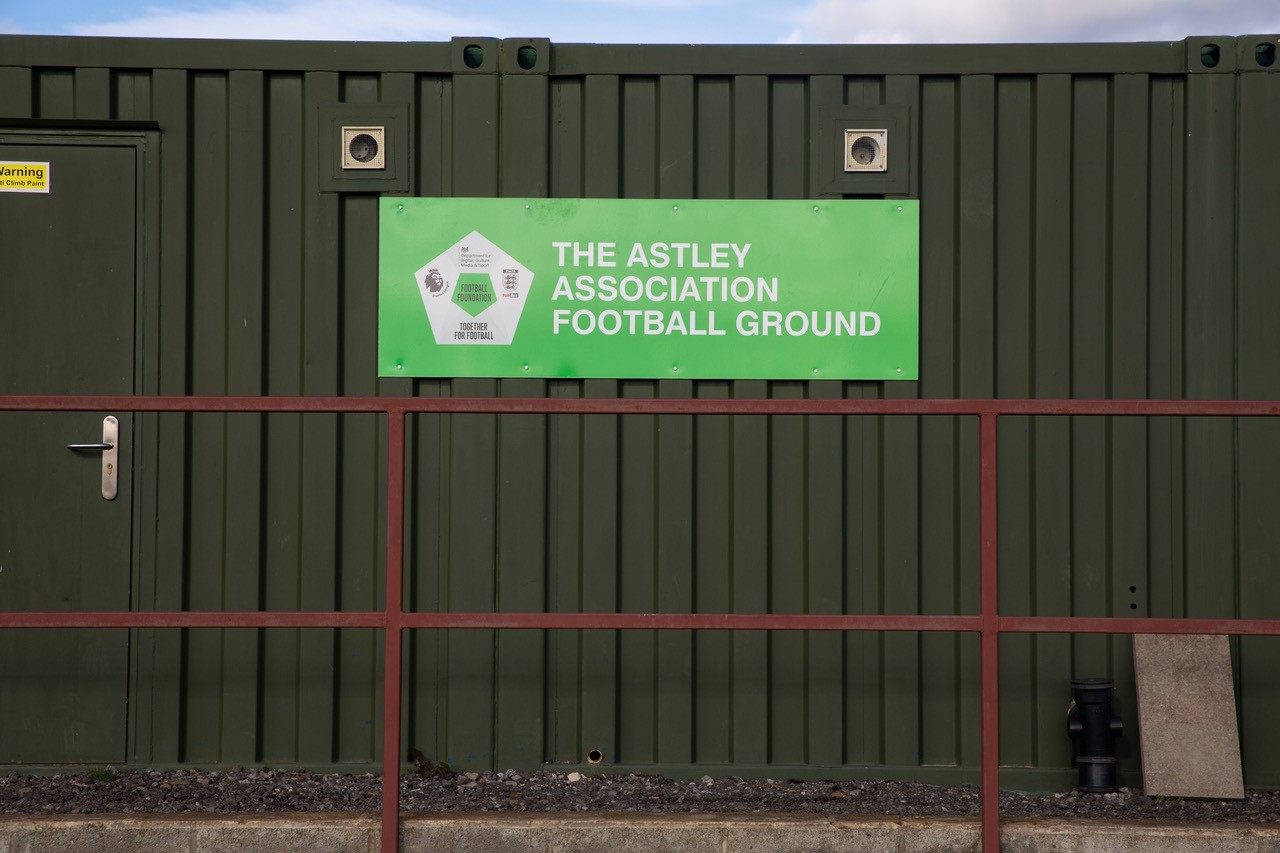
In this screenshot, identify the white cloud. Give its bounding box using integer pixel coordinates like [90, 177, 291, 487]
[69, 0, 492, 41]
[789, 0, 1280, 44]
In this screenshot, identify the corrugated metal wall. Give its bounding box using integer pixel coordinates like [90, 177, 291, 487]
[2, 34, 1279, 789]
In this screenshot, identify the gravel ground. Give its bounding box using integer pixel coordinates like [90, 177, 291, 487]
[3, 768, 1279, 824]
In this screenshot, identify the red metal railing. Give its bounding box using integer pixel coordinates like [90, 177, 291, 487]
[5, 393, 1280, 853]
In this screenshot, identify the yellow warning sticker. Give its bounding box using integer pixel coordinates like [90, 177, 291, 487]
[0, 161, 50, 193]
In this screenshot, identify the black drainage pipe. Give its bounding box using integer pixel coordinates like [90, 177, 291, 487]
[1067, 678, 1124, 793]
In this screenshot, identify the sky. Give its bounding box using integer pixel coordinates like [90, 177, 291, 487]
[2, 0, 1278, 45]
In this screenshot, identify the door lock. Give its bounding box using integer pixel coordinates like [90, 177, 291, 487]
[67, 415, 119, 500]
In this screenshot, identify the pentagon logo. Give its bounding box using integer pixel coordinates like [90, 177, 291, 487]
[414, 231, 534, 345]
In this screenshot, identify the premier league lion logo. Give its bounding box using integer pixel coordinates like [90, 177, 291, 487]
[424, 268, 447, 296]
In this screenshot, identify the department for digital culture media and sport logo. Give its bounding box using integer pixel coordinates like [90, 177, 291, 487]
[414, 230, 533, 345]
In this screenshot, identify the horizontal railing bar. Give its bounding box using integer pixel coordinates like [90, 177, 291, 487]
[0, 611, 385, 628]
[0, 611, 978, 631]
[3, 394, 1280, 417]
[1000, 615, 1280, 635]
[400, 613, 983, 631]
[10, 611, 1280, 637]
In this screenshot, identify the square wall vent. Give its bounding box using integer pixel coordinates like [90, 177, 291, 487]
[812, 106, 909, 195]
[317, 103, 410, 192]
[844, 129, 888, 172]
[342, 126, 386, 170]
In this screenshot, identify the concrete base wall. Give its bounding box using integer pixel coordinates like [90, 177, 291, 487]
[1, 814, 1277, 852]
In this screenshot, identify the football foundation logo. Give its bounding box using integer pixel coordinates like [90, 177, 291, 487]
[414, 230, 534, 345]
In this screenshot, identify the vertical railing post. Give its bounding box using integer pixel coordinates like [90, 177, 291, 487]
[979, 412, 1000, 853]
[381, 407, 407, 853]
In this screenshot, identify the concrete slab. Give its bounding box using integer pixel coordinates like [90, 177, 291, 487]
[402, 815, 548, 853]
[900, 816, 979, 852]
[1071, 821, 1260, 853]
[1133, 633, 1245, 799]
[548, 817, 722, 853]
[193, 815, 375, 852]
[721, 816, 899, 853]
[1001, 820, 1080, 853]
[5, 817, 193, 853]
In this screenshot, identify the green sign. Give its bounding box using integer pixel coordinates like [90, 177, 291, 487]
[379, 198, 918, 380]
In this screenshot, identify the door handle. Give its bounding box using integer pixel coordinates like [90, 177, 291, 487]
[66, 416, 119, 500]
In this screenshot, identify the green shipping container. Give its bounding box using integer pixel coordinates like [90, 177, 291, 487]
[1, 34, 1279, 791]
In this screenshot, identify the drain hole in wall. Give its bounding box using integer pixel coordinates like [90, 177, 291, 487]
[587, 749, 603, 765]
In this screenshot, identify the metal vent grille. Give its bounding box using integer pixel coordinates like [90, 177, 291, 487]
[341, 126, 386, 169]
[844, 129, 888, 172]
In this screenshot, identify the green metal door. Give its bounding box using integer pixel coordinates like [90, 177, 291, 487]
[0, 141, 135, 763]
